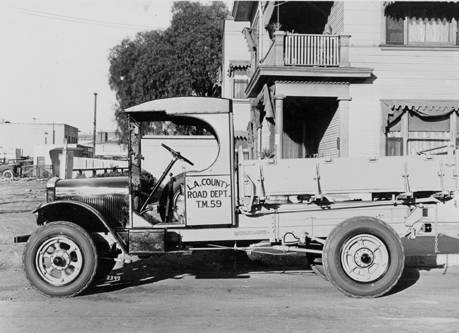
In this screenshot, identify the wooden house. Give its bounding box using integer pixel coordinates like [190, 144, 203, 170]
[231, 1, 459, 159]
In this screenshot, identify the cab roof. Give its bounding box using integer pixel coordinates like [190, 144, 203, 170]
[125, 97, 232, 120]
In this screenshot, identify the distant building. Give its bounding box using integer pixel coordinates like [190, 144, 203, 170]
[79, 131, 127, 159]
[0, 122, 78, 158]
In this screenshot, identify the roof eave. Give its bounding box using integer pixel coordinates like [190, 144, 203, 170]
[245, 65, 374, 98]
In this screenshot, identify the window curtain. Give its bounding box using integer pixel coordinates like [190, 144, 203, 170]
[408, 17, 452, 44]
[383, 100, 459, 131]
[385, 2, 459, 45]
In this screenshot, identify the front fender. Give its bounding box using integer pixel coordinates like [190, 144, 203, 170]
[34, 200, 128, 253]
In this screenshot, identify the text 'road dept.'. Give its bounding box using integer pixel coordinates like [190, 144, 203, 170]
[186, 177, 230, 208]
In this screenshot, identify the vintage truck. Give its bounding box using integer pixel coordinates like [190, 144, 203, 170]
[15, 97, 459, 298]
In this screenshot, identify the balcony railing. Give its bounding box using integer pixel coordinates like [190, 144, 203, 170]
[285, 34, 340, 66]
[263, 31, 350, 67]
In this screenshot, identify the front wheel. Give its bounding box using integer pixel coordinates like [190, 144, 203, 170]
[2, 169, 14, 178]
[23, 221, 98, 297]
[323, 216, 404, 298]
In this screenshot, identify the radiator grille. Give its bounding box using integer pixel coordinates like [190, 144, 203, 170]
[58, 194, 128, 227]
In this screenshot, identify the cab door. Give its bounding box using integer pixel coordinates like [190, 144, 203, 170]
[184, 112, 235, 226]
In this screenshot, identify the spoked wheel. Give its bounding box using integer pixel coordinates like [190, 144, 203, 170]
[23, 222, 98, 297]
[171, 184, 185, 223]
[159, 175, 186, 224]
[323, 216, 404, 298]
[35, 236, 84, 286]
[2, 169, 14, 178]
[340, 234, 389, 282]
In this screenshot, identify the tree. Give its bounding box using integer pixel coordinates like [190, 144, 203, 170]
[108, 1, 228, 142]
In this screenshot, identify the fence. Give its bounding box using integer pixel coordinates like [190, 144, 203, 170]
[73, 157, 128, 170]
[20, 164, 53, 179]
[72, 157, 128, 178]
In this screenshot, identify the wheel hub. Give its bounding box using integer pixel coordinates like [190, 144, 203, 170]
[340, 234, 389, 282]
[51, 251, 70, 269]
[354, 248, 374, 267]
[35, 236, 83, 286]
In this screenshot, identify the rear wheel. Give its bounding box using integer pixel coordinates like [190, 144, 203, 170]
[323, 216, 404, 298]
[2, 169, 14, 178]
[23, 221, 98, 297]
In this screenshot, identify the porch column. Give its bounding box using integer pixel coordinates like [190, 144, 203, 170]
[401, 111, 409, 156]
[449, 111, 457, 155]
[273, 31, 286, 66]
[337, 97, 351, 157]
[274, 95, 286, 160]
[249, 101, 263, 159]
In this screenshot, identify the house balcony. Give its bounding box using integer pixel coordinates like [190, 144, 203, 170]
[245, 31, 373, 98]
[265, 32, 349, 67]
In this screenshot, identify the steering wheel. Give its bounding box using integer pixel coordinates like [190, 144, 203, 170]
[161, 143, 194, 166]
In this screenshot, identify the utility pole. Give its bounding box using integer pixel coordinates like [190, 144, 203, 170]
[92, 92, 98, 156]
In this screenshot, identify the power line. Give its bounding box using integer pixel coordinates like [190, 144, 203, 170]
[19, 7, 155, 29]
[17, 7, 160, 31]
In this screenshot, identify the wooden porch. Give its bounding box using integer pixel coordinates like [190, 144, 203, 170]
[263, 31, 350, 67]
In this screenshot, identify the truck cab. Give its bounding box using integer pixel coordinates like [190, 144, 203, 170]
[126, 97, 236, 229]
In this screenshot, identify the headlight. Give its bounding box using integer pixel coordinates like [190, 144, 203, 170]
[46, 177, 59, 202]
[46, 187, 55, 202]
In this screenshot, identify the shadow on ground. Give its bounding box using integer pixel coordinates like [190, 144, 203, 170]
[83, 249, 438, 297]
[85, 251, 312, 296]
[77, 234, 459, 297]
[385, 267, 421, 296]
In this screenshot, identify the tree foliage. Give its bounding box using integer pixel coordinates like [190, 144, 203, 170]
[108, 1, 228, 142]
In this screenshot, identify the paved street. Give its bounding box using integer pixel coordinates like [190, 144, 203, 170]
[1, 254, 459, 333]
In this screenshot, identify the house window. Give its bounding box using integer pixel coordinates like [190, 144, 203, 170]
[384, 101, 459, 156]
[386, 15, 458, 46]
[386, 137, 403, 156]
[386, 16, 405, 45]
[233, 78, 248, 99]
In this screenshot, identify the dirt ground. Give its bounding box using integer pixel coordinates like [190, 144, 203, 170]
[1, 180, 459, 333]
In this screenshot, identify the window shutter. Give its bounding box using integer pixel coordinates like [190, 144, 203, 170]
[386, 16, 405, 45]
[386, 137, 403, 156]
[233, 79, 248, 99]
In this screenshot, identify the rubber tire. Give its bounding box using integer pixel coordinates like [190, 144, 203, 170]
[92, 233, 116, 282]
[323, 216, 404, 298]
[23, 221, 98, 297]
[158, 174, 184, 222]
[311, 265, 328, 281]
[2, 169, 14, 178]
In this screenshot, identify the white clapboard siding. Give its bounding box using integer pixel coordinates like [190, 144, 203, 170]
[340, 1, 459, 157]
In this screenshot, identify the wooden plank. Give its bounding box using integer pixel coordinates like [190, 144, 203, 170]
[241, 154, 458, 196]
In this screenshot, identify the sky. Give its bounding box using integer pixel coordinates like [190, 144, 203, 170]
[0, 0, 177, 133]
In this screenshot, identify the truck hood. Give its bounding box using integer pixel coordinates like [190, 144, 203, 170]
[55, 176, 129, 196]
[53, 176, 129, 228]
